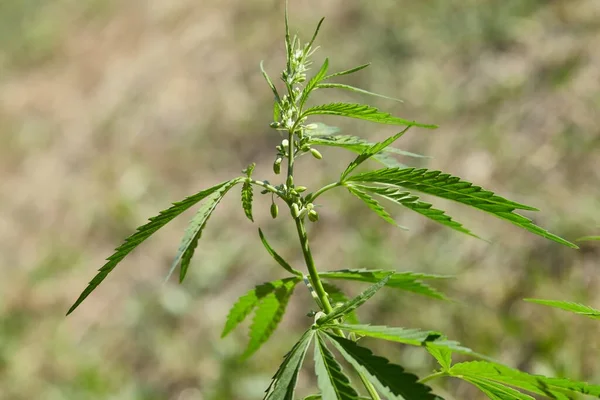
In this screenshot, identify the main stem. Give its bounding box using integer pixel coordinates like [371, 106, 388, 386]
[294, 216, 334, 313]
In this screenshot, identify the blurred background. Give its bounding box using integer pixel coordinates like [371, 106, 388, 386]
[1, 0, 599, 399]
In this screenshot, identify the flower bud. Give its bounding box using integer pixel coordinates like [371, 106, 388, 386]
[269, 121, 280, 129]
[270, 203, 279, 219]
[273, 158, 282, 175]
[281, 139, 289, 148]
[310, 148, 323, 160]
[286, 175, 294, 187]
[295, 186, 307, 193]
[308, 209, 319, 222]
[291, 203, 300, 218]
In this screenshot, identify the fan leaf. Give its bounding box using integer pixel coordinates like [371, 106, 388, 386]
[317, 274, 392, 325]
[319, 269, 449, 300]
[325, 333, 444, 400]
[328, 324, 490, 362]
[342, 126, 411, 178]
[524, 299, 600, 320]
[169, 178, 243, 283]
[301, 103, 437, 129]
[346, 185, 404, 229]
[461, 377, 535, 400]
[316, 83, 403, 103]
[322, 282, 359, 325]
[357, 185, 479, 239]
[314, 332, 361, 400]
[264, 330, 315, 400]
[67, 179, 242, 315]
[347, 168, 577, 248]
[244, 278, 298, 358]
[450, 361, 600, 399]
[308, 134, 427, 159]
[323, 63, 370, 80]
[300, 58, 330, 108]
[221, 277, 301, 338]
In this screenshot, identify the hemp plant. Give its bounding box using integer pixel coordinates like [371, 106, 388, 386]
[67, 5, 600, 400]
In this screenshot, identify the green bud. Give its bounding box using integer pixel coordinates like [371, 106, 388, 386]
[306, 202, 314, 211]
[270, 203, 279, 219]
[295, 186, 307, 193]
[308, 209, 319, 222]
[273, 158, 282, 175]
[286, 175, 294, 187]
[291, 203, 300, 218]
[269, 121, 280, 129]
[310, 148, 323, 160]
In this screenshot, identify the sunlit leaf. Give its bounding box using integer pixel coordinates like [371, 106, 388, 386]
[348, 168, 577, 248]
[244, 279, 298, 358]
[302, 103, 437, 129]
[357, 185, 479, 239]
[67, 179, 243, 315]
[524, 299, 600, 320]
[170, 178, 243, 282]
[319, 269, 449, 300]
[221, 277, 301, 338]
[316, 83, 403, 102]
[317, 274, 392, 325]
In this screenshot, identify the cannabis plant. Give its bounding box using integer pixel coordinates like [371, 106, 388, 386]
[67, 5, 600, 400]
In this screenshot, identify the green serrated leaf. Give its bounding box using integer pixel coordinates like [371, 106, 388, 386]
[325, 333, 444, 400]
[328, 324, 489, 363]
[168, 178, 243, 283]
[348, 168, 578, 248]
[346, 185, 405, 229]
[524, 298, 600, 320]
[308, 134, 428, 159]
[317, 274, 392, 325]
[319, 269, 449, 300]
[426, 346, 453, 371]
[66, 179, 241, 315]
[305, 122, 341, 136]
[265, 329, 315, 400]
[323, 63, 370, 80]
[242, 181, 254, 222]
[357, 185, 479, 239]
[342, 126, 411, 178]
[305, 17, 325, 56]
[302, 103, 437, 129]
[461, 377, 535, 400]
[316, 83, 403, 103]
[258, 228, 302, 276]
[314, 332, 361, 400]
[322, 282, 359, 325]
[244, 279, 297, 358]
[261, 61, 281, 105]
[449, 361, 600, 399]
[221, 278, 300, 338]
[300, 58, 330, 108]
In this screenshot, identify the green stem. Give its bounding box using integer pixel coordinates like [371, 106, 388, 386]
[250, 179, 287, 199]
[293, 217, 381, 400]
[294, 217, 333, 314]
[306, 181, 342, 203]
[418, 371, 448, 384]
